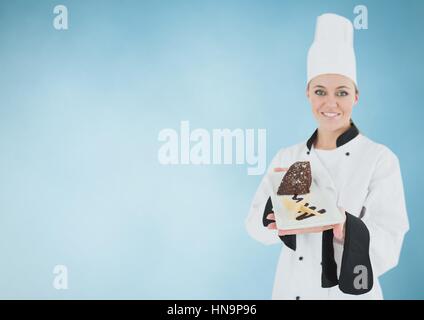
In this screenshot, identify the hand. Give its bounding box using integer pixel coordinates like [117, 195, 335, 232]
[333, 207, 346, 242]
[267, 213, 334, 235]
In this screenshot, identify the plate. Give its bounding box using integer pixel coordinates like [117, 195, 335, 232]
[269, 170, 344, 230]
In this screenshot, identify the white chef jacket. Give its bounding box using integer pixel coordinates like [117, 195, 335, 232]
[245, 123, 409, 300]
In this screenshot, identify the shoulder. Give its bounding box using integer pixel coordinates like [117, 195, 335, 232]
[358, 135, 401, 171]
[359, 135, 399, 162]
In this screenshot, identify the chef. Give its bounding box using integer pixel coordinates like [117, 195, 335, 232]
[245, 13, 409, 300]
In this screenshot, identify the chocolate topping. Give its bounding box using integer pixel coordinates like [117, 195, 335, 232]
[277, 161, 312, 195]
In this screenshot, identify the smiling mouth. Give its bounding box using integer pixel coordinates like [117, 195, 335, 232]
[321, 112, 341, 119]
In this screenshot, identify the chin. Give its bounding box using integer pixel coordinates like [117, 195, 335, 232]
[318, 119, 348, 132]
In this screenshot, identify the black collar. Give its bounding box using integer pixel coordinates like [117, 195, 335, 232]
[306, 120, 360, 151]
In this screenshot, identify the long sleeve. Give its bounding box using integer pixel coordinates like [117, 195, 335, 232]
[321, 212, 374, 294]
[338, 146, 409, 294]
[359, 147, 410, 277]
[245, 151, 282, 245]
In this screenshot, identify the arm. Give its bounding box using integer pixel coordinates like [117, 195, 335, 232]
[245, 152, 283, 245]
[359, 148, 409, 277]
[338, 147, 409, 294]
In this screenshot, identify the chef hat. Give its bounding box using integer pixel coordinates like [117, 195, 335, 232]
[307, 13, 357, 86]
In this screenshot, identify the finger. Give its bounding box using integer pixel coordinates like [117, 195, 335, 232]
[333, 227, 341, 240]
[278, 229, 290, 236]
[267, 222, 277, 229]
[273, 167, 288, 172]
[321, 225, 336, 233]
[266, 213, 275, 220]
[333, 223, 344, 240]
[278, 228, 306, 236]
[279, 225, 332, 236]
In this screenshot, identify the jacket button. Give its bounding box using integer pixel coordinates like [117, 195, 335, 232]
[345, 152, 350, 156]
[307, 151, 310, 155]
[299, 256, 303, 261]
[296, 296, 300, 300]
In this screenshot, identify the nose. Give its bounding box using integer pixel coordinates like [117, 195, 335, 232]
[325, 95, 338, 108]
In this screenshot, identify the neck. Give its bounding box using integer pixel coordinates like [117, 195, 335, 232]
[315, 123, 351, 150]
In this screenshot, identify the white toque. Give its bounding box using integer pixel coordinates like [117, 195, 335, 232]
[307, 13, 357, 86]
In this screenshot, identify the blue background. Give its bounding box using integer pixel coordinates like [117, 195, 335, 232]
[0, 0, 423, 299]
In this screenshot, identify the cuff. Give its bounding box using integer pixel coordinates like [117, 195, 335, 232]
[262, 197, 296, 251]
[338, 212, 374, 294]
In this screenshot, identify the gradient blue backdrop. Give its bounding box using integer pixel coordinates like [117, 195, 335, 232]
[0, 0, 422, 299]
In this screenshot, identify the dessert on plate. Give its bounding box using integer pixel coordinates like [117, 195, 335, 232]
[270, 161, 344, 230]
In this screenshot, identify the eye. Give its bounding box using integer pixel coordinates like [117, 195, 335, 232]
[314, 89, 326, 96]
[336, 91, 349, 97]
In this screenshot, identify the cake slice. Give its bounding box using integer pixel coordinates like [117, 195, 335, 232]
[277, 161, 312, 195]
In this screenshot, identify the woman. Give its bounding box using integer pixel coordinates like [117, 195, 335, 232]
[245, 13, 409, 300]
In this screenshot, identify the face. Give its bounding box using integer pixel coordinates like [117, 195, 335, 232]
[306, 74, 359, 132]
